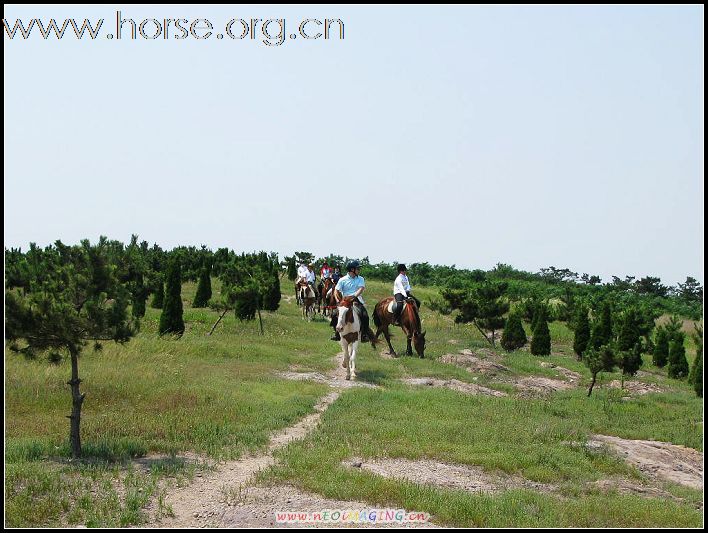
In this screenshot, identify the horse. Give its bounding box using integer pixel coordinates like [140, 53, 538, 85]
[297, 281, 317, 320]
[335, 296, 362, 380]
[373, 296, 426, 358]
[319, 278, 336, 316]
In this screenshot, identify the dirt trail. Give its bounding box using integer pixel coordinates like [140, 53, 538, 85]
[150, 390, 340, 528]
[149, 352, 427, 528]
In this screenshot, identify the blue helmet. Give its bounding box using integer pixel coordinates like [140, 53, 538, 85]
[346, 260, 361, 272]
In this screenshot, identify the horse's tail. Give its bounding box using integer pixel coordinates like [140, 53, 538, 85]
[373, 303, 381, 328]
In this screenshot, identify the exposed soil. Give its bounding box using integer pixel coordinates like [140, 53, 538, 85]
[538, 362, 582, 384]
[277, 370, 377, 390]
[343, 456, 702, 509]
[588, 477, 698, 508]
[589, 435, 703, 490]
[606, 380, 665, 396]
[510, 376, 575, 397]
[439, 351, 510, 375]
[400, 377, 507, 397]
[342, 458, 555, 495]
[439, 350, 578, 397]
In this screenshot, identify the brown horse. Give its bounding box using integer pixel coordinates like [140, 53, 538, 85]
[373, 297, 426, 357]
[319, 278, 335, 316]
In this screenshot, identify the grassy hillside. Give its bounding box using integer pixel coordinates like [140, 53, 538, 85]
[5, 279, 703, 527]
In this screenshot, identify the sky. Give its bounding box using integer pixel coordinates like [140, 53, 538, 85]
[3, 5, 704, 285]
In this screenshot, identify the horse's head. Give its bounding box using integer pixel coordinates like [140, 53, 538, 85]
[336, 297, 355, 332]
[412, 330, 426, 358]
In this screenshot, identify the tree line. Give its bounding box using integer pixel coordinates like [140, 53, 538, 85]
[4, 239, 703, 458]
[436, 280, 702, 398]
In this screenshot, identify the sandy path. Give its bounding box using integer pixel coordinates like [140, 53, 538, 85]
[149, 352, 431, 528]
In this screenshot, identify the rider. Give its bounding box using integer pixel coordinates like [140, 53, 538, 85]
[320, 262, 332, 281]
[319, 262, 331, 297]
[296, 262, 309, 285]
[332, 266, 342, 284]
[330, 260, 372, 342]
[393, 264, 421, 324]
[306, 264, 317, 295]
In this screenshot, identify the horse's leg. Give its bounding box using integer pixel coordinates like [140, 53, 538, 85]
[340, 339, 349, 370]
[382, 326, 397, 356]
[406, 335, 413, 356]
[350, 341, 358, 380]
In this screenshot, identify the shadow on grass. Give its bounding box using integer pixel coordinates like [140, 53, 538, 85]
[355, 369, 391, 386]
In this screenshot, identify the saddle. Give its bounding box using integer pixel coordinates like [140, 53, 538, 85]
[386, 297, 415, 315]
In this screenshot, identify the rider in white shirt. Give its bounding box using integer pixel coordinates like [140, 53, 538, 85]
[297, 263, 309, 284]
[306, 264, 317, 293]
[393, 264, 420, 324]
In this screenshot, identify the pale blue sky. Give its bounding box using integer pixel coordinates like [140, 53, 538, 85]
[4, 5, 703, 284]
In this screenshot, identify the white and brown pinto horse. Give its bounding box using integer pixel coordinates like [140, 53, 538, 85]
[297, 280, 317, 320]
[335, 296, 362, 380]
[373, 297, 426, 358]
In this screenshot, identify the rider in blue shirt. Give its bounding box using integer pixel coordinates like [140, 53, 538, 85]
[330, 260, 373, 343]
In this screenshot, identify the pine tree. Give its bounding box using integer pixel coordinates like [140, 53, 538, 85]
[653, 326, 669, 368]
[264, 256, 282, 311]
[501, 312, 527, 351]
[192, 262, 212, 308]
[475, 283, 510, 346]
[159, 259, 185, 336]
[617, 308, 641, 352]
[584, 344, 616, 397]
[131, 273, 148, 318]
[573, 305, 591, 360]
[213, 252, 281, 335]
[590, 301, 613, 349]
[150, 277, 165, 309]
[689, 326, 703, 397]
[285, 255, 297, 281]
[617, 343, 643, 388]
[442, 282, 509, 347]
[667, 334, 689, 379]
[5, 238, 137, 457]
[530, 305, 551, 355]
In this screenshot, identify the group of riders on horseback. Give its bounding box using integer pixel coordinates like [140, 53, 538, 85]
[294, 260, 426, 362]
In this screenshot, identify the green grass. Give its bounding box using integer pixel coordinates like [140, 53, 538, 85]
[5, 278, 703, 527]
